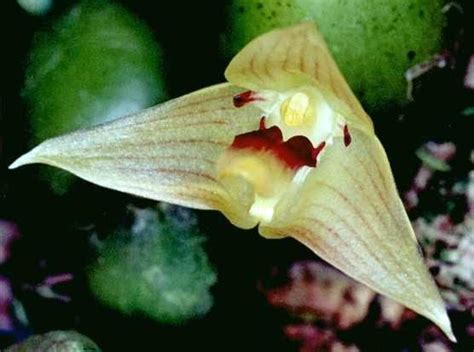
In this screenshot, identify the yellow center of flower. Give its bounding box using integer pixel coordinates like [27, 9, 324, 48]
[217, 152, 287, 198]
[223, 87, 351, 225]
[280, 92, 311, 127]
[255, 88, 345, 147]
[216, 150, 295, 223]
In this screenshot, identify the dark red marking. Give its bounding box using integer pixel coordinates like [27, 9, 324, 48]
[231, 126, 283, 151]
[231, 126, 317, 170]
[233, 90, 261, 108]
[311, 141, 326, 164]
[259, 116, 266, 130]
[343, 125, 352, 147]
[274, 136, 317, 169]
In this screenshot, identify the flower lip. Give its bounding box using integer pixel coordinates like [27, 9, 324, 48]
[230, 117, 324, 170]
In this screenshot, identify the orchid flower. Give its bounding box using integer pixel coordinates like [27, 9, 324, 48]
[10, 23, 455, 341]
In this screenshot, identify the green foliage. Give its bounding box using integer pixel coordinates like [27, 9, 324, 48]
[23, 0, 167, 194]
[88, 206, 217, 324]
[6, 331, 100, 352]
[223, 0, 446, 112]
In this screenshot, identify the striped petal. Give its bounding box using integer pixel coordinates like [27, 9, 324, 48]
[9, 83, 260, 228]
[225, 22, 373, 135]
[260, 129, 455, 341]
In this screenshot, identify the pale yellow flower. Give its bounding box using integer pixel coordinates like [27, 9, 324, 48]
[10, 22, 455, 341]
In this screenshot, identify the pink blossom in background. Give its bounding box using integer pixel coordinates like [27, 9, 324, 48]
[0, 220, 20, 265]
[0, 276, 14, 330]
[464, 55, 474, 89]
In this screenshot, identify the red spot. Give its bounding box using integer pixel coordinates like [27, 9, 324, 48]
[343, 125, 352, 147]
[274, 136, 316, 169]
[311, 142, 326, 164]
[233, 90, 261, 107]
[231, 126, 283, 151]
[231, 126, 316, 170]
[259, 116, 266, 130]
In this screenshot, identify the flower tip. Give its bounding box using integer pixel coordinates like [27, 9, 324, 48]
[442, 324, 457, 343]
[9, 148, 40, 169]
[432, 306, 457, 343]
[447, 331, 457, 343]
[9, 136, 67, 170]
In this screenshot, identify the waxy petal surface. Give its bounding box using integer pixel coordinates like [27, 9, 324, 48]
[225, 22, 373, 135]
[260, 129, 455, 341]
[10, 84, 259, 228]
